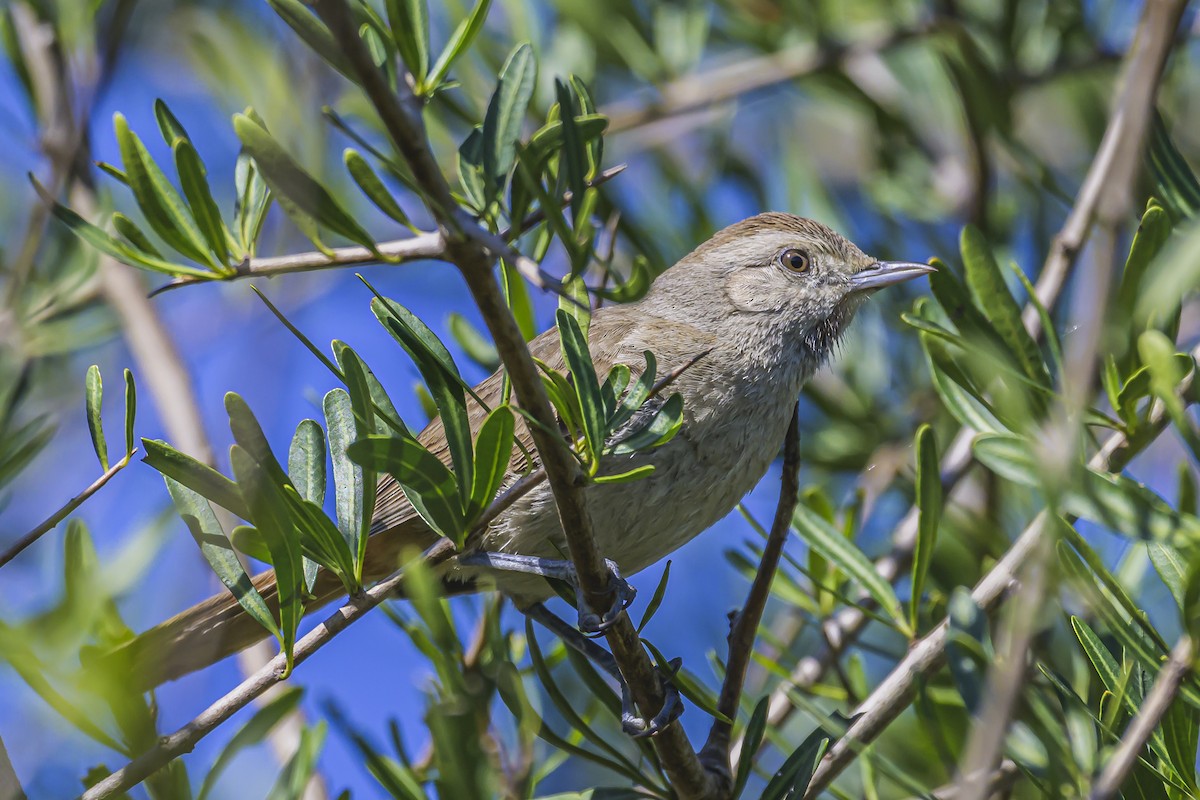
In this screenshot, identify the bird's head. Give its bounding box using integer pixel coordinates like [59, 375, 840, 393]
[645, 212, 933, 357]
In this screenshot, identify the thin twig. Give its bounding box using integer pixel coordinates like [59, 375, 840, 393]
[1088, 636, 1195, 800]
[603, 25, 933, 134]
[148, 166, 627, 295]
[0, 452, 133, 570]
[79, 541, 458, 800]
[0, 734, 25, 800]
[308, 2, 717, 795]
[698, 405, 801, 784]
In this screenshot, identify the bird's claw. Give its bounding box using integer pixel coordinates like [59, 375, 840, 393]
[620, 657, 684, 738]
[576, 558, 637, 635]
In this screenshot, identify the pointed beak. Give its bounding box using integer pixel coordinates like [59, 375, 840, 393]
[850, 261, 936, 293]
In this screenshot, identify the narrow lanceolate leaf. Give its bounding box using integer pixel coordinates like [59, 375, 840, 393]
[386, 0, 430, 83]
[482, 43, 536, 197]
[85, 365, 108, 471]
[233, 113, 378, 254]
[164, 477, 278, 640]
[338, 348, 378, 576]
[910, 424, 941, 634]
[466, 406, 514, 522]
[556, 309, 605, 461]
[610, 394, 684, 455]
[554, 80, 588, 220]
[231, 445, 304, 673]
[111, 213, 162, 257]
[142, 438, 250, 520]
[266, 0, 355, 80]
[371, 295, 475, 497]
[325, 389, 367, 573]
[1162, 696, 1200, 791]
[347, 435, 464, 545]
[425, 0, 494, 91]
[32, 176, 214, 278]
[153, 98, 189, 145]
[1148, 542, 1189, 610]
[734, 696, 770, 798]
[761, 716, 842, 800]
[288, 419, 326, 506]
[792, 504, 911, 636]
[343, 149, 412, 227]
[123, 369, 136, 457]
[959, 226, 1050, 389]
[173, 137, 231, 272]
[113, 113, 215, 268]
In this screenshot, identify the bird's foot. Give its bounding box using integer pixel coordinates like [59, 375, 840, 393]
[575, 559, 637, 635]
[621, 657, 684, 738]
[457, 551, 636, 633]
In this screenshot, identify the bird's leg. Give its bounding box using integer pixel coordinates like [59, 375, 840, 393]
[523, 601, 684, 737]
[458, 551, 637, 633]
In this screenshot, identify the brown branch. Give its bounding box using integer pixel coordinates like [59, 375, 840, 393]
[147, 165, 626, 295]
[0, 734, 25, 800]
[306, 1, 717, 795]
[0, 452, 134, 570]
[603, 25, 933, 135]
[1089, 636, 1195, 800]
[697, 405, 801, 783]
[80, 541, 459, 800]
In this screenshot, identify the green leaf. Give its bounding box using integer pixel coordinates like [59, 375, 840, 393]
[288, 419, 326, 506]
[960, 225, 1049, 389]
[231, 445, 303, 673]
[266, 720, 327, 800]
[114, 113, 214, 267]
[325, 389, 369, 578]
[370, 295, 476, 496]
[267, 0, 355, 80]
[761, 715, 841, 800]
[142, 438, 250, 520]
[608, 351, 656, 431]
[910, 424, 941, 634]
[920, 333, 1007, 434]
[173, 137, 231, 272]
[556, 309, 605, 462]
[234, 150, 272, 255]
[425, 0, 494, 92]
[526, 115, 609, 165]
[1140, 331, 1200, 459]
[1148, 542, 1189, 610]
[85, 365, 108, 471]
[111, 212, 162, 257]
[385, 0, 429, 83]
[33, 175, 214, 279]
[792, 504, 911, 636]
[733, 696, 769, 798]
[123, 369, 136, 458]
[1163, 695, 1200, 790]
[348, 435, 464, 544]
[609, 394, 684, 455]
[153, 98, 189, 145]
[164, 477, 279, 642]
[466, 406, 514, 522]
[636, 560, 671, 633]
[337, 348, 378, 577]
[233, 113, 378, 255]
[343, 148, 412, 227]
[198, 687, 303, 800]
[554, 80, 588, 220]
[448, 313, 499, 371]
[482, 42, 537, 198]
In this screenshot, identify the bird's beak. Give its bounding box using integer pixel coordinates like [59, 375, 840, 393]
[850, 261, 936, 293]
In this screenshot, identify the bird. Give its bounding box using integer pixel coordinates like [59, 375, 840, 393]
[112, 212, 932, 691]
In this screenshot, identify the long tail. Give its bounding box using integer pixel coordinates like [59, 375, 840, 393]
[108, 514, 442, 691]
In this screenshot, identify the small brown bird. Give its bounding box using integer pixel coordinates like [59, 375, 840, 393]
[118, 213, 932, 689]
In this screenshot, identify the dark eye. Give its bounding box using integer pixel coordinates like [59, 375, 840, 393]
[780, 249, 811, 273]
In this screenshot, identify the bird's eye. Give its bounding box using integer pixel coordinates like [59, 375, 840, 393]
[780, 249, 811, 273]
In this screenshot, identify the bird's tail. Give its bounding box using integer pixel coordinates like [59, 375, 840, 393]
[105, 515, 441, 691]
